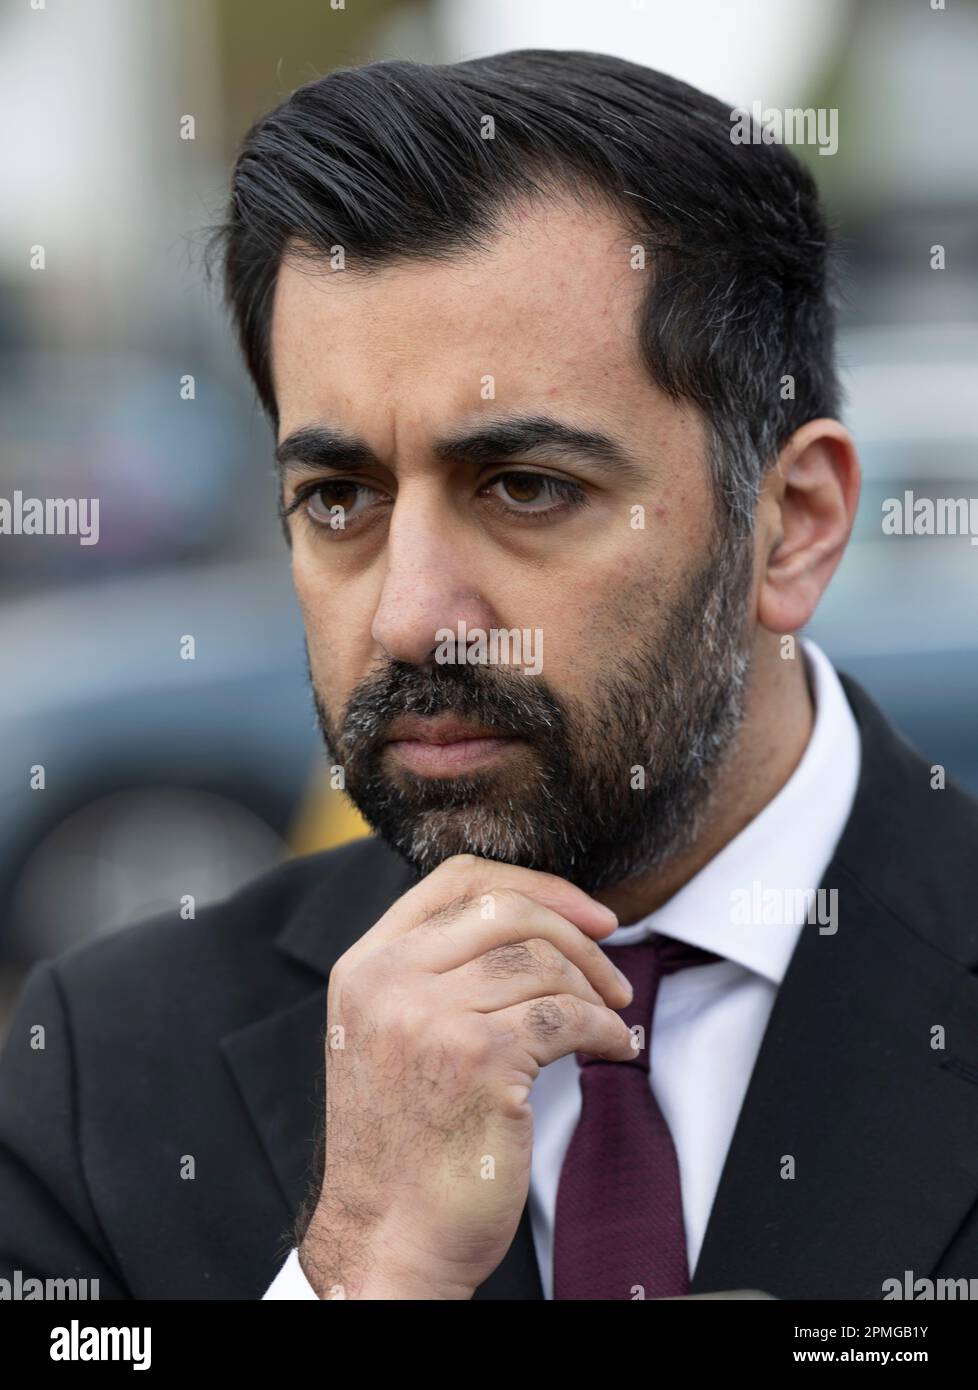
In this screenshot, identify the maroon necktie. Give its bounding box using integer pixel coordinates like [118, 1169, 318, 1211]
[552, 932, 723, 1300]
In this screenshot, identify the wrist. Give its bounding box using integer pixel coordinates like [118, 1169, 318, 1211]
[299, 1207, 475, 1300]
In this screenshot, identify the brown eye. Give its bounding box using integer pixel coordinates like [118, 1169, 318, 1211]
[299, 479, 387, 526]
[308, 481, 361, 516]
[499, 474, 545, 503]
[484, 471, 588, 515]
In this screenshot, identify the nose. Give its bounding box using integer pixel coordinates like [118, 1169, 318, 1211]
[370, 485, 497, 667]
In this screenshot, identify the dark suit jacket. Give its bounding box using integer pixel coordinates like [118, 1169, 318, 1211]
[3, 672, 978, 1300]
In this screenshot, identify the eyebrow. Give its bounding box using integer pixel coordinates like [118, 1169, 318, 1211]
[274, 415, 647, 485]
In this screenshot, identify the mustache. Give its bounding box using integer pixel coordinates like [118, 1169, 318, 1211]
[334, 659, 565, 759]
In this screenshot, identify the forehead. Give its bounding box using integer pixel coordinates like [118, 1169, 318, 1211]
[269, 195, 653, 428]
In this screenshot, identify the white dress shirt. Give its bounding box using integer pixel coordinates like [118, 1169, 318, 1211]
[263, 637, 861, 1299]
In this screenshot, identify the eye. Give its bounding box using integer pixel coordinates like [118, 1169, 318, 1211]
[480, 471, 588, 517]
[287, 479, 389, 528]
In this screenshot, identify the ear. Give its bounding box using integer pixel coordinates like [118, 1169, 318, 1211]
[756, 418, 861, 635]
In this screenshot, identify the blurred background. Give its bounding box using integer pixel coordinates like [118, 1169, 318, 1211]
[2, 0, 977, 1038]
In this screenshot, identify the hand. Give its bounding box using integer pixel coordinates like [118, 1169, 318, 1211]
[298, 853, 634, 1299]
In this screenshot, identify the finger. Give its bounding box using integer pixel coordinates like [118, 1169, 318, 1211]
[341, 854, 618, 969]
[490, 993, 636, 1069]
[443, 938, 607, 1013]
[391, 892, 632, 1008]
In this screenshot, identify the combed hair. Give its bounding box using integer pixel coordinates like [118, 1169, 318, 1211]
[207, 49, 843, 537]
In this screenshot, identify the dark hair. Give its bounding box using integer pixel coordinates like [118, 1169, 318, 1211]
[208, 49, 842, 537]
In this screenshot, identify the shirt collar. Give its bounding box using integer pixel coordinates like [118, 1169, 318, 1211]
[603, 638, 862, 984]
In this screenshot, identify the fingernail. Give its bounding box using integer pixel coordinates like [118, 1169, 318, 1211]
[594, 903, 619, 926]
[614, 966, 633, 998]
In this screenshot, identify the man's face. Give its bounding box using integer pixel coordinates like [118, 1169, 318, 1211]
[270, 196, 757, 893]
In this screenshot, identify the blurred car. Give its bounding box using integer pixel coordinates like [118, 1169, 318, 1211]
[0, 556, 318, 970]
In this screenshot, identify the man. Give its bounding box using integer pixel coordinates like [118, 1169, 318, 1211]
[3, 49, 978, 1302]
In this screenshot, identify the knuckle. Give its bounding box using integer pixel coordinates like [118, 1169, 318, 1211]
[438, 1015, 494, 1067]
[525, 867, 582, 900]
[479, 885, 527, 920]
[345, 949, 392, 998]
[328, 947, 358, 989]
[327, 957, 360, 1005]
[583, 933, 610, 966]
[443, 852, 481, 876]
[390, 992, 433, 1043]
[523, 995, 569, 1039]
[527, 938, 567, 975]
[552, 992, 587, 1021]
[478, 942, 538, 978]
[493, 1076, 536, 1118]
[489, 884, 525, 904]
[421, 891, 480, 932]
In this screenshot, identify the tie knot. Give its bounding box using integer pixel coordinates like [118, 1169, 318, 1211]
[577, 933, 722, 1073]
[608, 931, 722, 990]
[642, 932, 724, 974]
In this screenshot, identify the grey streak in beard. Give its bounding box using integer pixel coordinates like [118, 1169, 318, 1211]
[307, 534, 754, 895]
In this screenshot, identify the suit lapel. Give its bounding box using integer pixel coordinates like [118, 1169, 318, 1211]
[220, 989, 330, 1222]
[691, 675, 978, 1298]
[690, 862, 978, 1297]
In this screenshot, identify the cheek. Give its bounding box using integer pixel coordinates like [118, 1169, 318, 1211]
[593, 540, 673, 623]
[291, 554, 328, 638]
[518, 576, 628, 703]
[290, 553, 376, 706]
[291, 556, 338, 686]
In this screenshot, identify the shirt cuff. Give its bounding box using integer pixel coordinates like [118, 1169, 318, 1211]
[262, 1247, 321, 1299]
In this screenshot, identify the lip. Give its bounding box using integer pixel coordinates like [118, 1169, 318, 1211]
[383, 716, 521, 775]
[385, 735, 522, 775]
[384, 714, 514, 744]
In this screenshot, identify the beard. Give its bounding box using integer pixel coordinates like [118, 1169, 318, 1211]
[308, 538, 755, 896]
